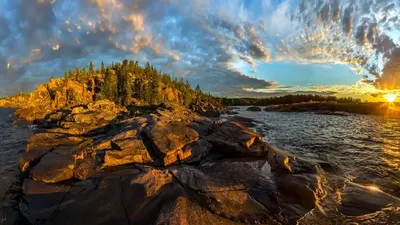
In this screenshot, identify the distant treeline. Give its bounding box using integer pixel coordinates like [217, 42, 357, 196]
[62, 60, 219, 106]
[0, 91, 30, 100]
[222, 94, 362, 106]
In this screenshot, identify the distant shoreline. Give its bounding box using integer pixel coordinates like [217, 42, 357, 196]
[233, 102, 399, 116]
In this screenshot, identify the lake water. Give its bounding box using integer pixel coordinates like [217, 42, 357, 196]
[0, 109, 32, 224]
[225, 107, 400, 224]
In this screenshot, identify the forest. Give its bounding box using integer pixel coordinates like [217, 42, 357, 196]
[222, 94, 363, 106]
[61, 60, 218, 107]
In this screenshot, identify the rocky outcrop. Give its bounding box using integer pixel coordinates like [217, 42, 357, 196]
[315, 111, 351, 116]
[338, 183, 400, 216]
[147, 122, 199, 165]
[246, 106, 262, 112]
[16, 105, 337, 225]
[14, 78, 95, 122]
[103, 129, 152, 167]
[0, 94, 30, 108]
[206, 121, 267, 157]
[191, 101, 225, 118]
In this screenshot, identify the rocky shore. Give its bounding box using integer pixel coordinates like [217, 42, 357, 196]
[7, 100, 331, 225]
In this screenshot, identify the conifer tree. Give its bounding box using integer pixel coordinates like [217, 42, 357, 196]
[89, 61, 95, 74]
[74, 68, 80, 80]
[102, 68, 118, 102]
[149, 70, 160, 105]
[101, 61, 105, 74]
[183, 80, 192, 106]
[68, 69, 73, 79]
[195, 84, 202, 104]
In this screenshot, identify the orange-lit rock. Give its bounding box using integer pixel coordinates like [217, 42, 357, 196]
[147, 121, 199, 165]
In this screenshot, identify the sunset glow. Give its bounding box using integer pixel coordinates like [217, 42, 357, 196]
[385, 93, 398, 103]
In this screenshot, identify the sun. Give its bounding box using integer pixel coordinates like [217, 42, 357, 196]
[385, 93, 398, 103]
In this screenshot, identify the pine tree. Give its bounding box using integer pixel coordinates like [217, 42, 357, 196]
[183, 80, 192, 106]
[149, 70, 160, 105]
[89, 61, 95, 74]
[101, 61, 105, 74]
[102, 68, 118, 102]
[195, 84, 202, 104]
[74, 68, 80, 80]
[80, 68, 88, 82]
[118, 63, 132, 106]
[68, 69, 73, 79]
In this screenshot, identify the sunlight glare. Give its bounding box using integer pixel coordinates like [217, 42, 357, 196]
[366, 185, 381, 192]
[385, 93, 398, 103]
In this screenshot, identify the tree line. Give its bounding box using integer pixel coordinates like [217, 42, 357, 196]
[63, 59, 215, 107]
[222, 94, 362, 106]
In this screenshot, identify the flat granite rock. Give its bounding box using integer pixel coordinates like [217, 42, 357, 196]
[206, 121, 267, 157]
[32, 145, 76, 183]
[147, 122, 199, 165]
[18, 133, 83, 173]
[103, 129, 152, 167]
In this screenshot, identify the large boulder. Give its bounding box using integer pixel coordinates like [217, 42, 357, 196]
[65, 100, 123, 124]
[147, 122, 199, 165]
[73, 153, 97, 180]
[338, 183, 400, 216]
[148, 106, 201, 124]
[155, 196, 244, 225]
[206, 121, 267, 157]
[180, 139, 213, 164]
[246, 106, 262, 112]
[32, 145, 76, 183]
[18, 133, 83, 173]
[103, 129, 152, 167]
[20, 180, 71, 224]
[315, 111, 351, 117]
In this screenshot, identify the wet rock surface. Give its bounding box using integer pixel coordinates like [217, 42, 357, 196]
[13, 104, 395, 225]
[246, 106, 262, 112]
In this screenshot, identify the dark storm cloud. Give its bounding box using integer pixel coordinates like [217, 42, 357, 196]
[319, 2, 330, 23]
[342, 3, 355, 36]
[367, 22, 377, 44]
[355, 18, 369, 46]
[374, 34, 397, 54]
[375, 48, 400, 89]
[185, 66, 277, 97]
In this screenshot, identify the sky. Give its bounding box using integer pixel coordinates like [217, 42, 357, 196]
[1, 0, 400, 101]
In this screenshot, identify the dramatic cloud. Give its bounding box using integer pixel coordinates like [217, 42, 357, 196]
[376, 48, 400, 89]
[0, 0, 399, 97]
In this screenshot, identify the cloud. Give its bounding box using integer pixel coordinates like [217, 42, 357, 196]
[239, 55, 257, 72]
[342, 3, 355, 36]
[375, 48, 400, 89]
[123, 13, 145, 33]
[0, 0, 399, 97]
